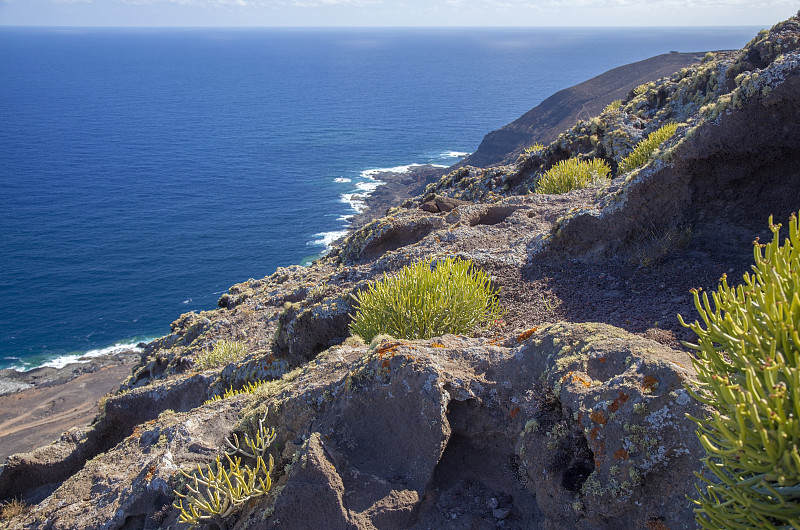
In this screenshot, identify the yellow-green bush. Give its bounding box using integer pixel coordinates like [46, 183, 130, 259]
[679, 212, 800, 528]
[195, 339, 247, 370]
[524, 142, 545, 155]
[349, 257, 503, 342]
[174, 412, 275, 525]
[204, 380, 266, 404]
[619, 123, 679, 173]
[604, 99, 622, 113]
[534, 158, 611, 195]
[1, 499, 28, 521]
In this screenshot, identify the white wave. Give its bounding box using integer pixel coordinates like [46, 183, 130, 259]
[307, 230, 349, 248]
[356, 180, 385, 193]
[439, 150, 470, 158]
[1, 357, 31, 372]
[341, 193, 367, 213]
[334, 177, 352, 183]
[39, 340, 146, 370]
[182, 298, 192, 304]
[360, 164, 422, 179]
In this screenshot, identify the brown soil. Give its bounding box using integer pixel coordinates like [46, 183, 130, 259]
[493, 246, 752, 349]
[0, 363, 133, 461]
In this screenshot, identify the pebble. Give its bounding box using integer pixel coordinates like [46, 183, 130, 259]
[493, 508, 510, 520]
[487, 497, 499, 509]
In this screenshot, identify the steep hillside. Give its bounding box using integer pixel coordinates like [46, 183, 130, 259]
[462, 52, 704, 168]
[2, 14, 799, 530]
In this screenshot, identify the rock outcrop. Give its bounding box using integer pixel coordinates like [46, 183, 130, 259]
[2, 13, 800, 530]
[3, 326, 707, 529]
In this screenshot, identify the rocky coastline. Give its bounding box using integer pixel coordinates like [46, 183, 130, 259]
[2, 14, 799, 529]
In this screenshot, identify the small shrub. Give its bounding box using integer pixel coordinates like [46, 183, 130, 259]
[1, 499, 28, 521]
[524, 142, 545, 155]
[195, 339, 247, 370]
[174, 412, 276, 525]
[534, 158, 611, 195]
[349, 257, 503, 342]
[629, 224, 692, 267]
[604, 99, 622, 113]
[619, 123, 679, 173]
[678, 212, 800, 528]
[205, 380, 266, 404]
[633, 82, 653, 96]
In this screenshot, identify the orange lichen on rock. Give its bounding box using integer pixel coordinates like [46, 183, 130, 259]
[515, 327, 538, 343]
[510, 406, 520, 418]
[613, 448, 629, 460]
[376, 342, 403, 358]
[608, 391, 629, 412]
[642, 375, 659, 393]
[590, 426, 600, 440]
[590, 410, 607, 425]
[561, 371, 591, 388]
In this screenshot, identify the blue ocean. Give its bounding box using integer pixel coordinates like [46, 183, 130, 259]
[0, 26, 759, 370]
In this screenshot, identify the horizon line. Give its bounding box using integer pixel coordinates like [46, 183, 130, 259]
[0, 23, 767, 29]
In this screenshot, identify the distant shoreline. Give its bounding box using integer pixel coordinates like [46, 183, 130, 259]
[0, 347, 141, 394]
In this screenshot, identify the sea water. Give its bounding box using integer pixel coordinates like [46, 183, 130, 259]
[0, 26, 759, 370]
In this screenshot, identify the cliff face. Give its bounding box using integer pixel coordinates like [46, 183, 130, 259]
[2, 14, 800, 530]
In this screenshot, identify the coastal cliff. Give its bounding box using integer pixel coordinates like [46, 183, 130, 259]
[2, 13, 800, 529]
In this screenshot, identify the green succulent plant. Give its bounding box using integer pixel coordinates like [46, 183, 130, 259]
[619, 123, 679, 173]
[679, 212, 800, 529]
[174, 411, 276, 526]
[349, 257, 503, 342]
[534, 157, 611, 195]
[604, 99, 623, 113]
[204, 380, 266, 404]
[195, 339, 247, 370]
[524, 142, 545, 155]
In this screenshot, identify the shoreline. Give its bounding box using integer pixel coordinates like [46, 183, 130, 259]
[344, 163, 451, 232]
[0, 348, 141, 396]
[0, 349, 140, 461]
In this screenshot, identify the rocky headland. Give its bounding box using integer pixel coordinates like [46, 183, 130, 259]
[2, 14, 800, 529]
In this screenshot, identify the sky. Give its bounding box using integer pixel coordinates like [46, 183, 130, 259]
[0, 0, 796, 27]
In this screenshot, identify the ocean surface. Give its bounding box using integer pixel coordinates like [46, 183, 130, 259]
[0, 26, 760, 370]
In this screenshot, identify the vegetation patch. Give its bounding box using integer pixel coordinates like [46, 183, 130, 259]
[524, 142, 545, 155]
[349, 257, 503, 342]
[1, 499, 28, 521]
[619, 123, 679, 173]
[679, 211, 800, 528]
[205, 380, 266, 405]
[174, 412, 276, 525]
[194, 339, 247, 370]
[603, 99, 622, 113]
[534, 158, 611, 195]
